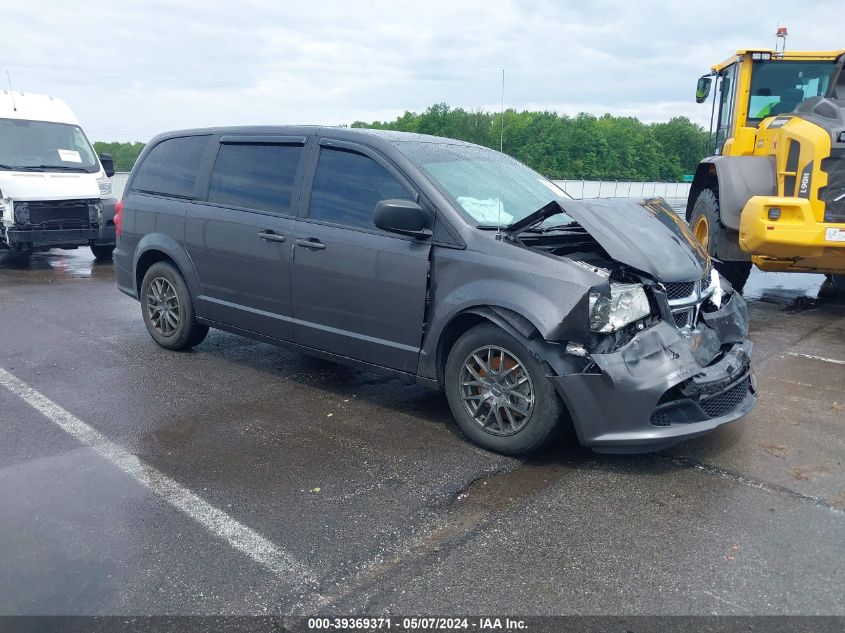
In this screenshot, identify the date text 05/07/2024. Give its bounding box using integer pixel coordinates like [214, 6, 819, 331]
[306, 617, 528, 631]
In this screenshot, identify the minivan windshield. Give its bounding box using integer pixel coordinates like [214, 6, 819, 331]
[0, 118, 99, 173]
[395, 141, 573, 228]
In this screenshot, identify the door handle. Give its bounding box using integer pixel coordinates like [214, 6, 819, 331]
[258, 230, 286, 243]
[295, 238, 326, 250]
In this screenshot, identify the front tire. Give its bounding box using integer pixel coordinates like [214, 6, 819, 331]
[444, 323, 564, 456]
[91, 244, 114, 260]
[140, 261, 208, 351]
[689, 188, 752, 292]
[1, 249, 33, 265]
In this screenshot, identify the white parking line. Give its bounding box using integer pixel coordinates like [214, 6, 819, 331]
[0, 366, 319, 596]
[786, 352, 845, 366]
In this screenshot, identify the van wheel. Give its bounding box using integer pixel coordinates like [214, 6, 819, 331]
[1, 249, 32, 264]
[690, 188, 752, 293]
[90, 244, 114, 260]
[444, 323, 564, 456]
[140, 262, 208, 351]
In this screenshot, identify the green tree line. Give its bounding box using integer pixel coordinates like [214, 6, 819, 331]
[94, 104, 710, 180]
[353, 103, 709, 181]
[93, 141, 146, 172]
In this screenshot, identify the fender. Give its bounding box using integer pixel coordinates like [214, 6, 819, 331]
[420, 286, 592, 384]
[687, 156, 776, 230]
[133, 233, 202, 300]
[461, 306, 581, 378]
[417, 246, 601, 382]
[428, 277, 592, 342]
[421, 304, 585, 387]
[420, 299, 547, 383]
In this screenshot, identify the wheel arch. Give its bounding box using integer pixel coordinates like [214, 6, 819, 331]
[434, 305, 543, 389]
[686, 162, 718, 222]
[133, 234, 202, 300]
[687, 156, 776, 229]
[135, 250, 177, 294]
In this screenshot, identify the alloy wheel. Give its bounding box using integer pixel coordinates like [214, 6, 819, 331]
[145, 277, 181, 336]
[459, 345, 535, 436]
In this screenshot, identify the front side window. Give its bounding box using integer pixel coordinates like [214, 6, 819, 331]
[132, 135, 209, 198]
[396, 141, 573, 228]
[748, 60, 838, 122]
[308, 147, 411, 229]
[0, 118, 98, 172]
[208, 143, 303, 214]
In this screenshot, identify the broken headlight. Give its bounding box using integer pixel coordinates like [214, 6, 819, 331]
[0, 198, 13, 225]
[589, 283, 651, 333]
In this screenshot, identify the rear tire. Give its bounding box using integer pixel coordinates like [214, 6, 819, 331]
[689, 188, 752, 292]
[90, 244, 114, 260]
[140, 261, 208, 351]
[444, 323, 564, 456]
[828, 274, 845, 293]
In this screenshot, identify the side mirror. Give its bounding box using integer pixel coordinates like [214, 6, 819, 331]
[374, 199, 433, 239]
[695, 76, 713, 104]
[99, 153, 115, 178]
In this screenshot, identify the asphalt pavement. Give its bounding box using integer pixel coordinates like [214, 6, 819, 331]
[0, 248, 843, 616]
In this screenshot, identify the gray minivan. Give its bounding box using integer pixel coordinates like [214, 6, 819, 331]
[114, 127, 756, 455]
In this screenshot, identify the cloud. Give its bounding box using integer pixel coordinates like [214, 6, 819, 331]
[2, 0, 841, 141]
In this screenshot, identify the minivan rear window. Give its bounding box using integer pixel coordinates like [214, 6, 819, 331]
[208, 143, 303, 214]
[132, 135, 209, 198]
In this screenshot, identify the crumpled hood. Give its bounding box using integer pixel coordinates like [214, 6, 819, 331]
[562, 197, 710, 283]
[0, 171, 100, 201]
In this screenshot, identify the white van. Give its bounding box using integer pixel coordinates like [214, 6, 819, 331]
[0, 91, 116, 259]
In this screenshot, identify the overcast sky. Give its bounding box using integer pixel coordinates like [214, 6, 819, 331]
[2, 1, 840, 142]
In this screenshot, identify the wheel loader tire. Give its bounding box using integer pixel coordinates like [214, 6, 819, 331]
[689, 188, 752, 293]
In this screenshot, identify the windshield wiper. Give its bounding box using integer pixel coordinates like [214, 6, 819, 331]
[503, 200, 566, 235]
[520, 222, 578, 234]
[28, 164, 89, 172]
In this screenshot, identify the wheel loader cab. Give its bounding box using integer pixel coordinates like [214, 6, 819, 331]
[748, 60, 839, 121]
[687, 49, 845, 291]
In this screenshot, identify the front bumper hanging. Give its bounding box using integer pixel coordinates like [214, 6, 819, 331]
[551, 292, 757, 453]
[6, 227, 101, 249]
[2, 197, 115, 250]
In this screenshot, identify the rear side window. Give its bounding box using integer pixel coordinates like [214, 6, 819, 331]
[132, 135, 209, 198]
[308, 147, 411, 229]
[208, 143, 303, 214]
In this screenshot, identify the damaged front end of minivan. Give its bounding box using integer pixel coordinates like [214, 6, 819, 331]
[505, 197, 756, 453]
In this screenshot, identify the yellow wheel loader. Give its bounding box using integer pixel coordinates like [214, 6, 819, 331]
[687, 47, 845, 292]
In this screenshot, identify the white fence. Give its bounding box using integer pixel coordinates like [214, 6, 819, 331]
[552, 180, 690, 213]
[111, 173, 690, 212]
[552, 180, 690, 200]
[112, 172, 130, 199]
